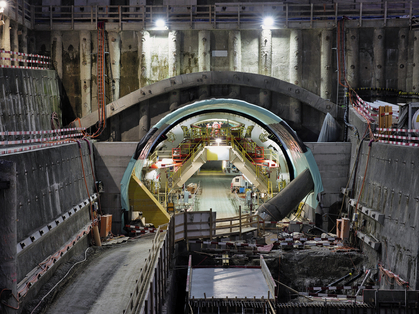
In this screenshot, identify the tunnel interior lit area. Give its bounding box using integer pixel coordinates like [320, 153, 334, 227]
[122, 98, 323, 227]
[142, 112, 290, 216]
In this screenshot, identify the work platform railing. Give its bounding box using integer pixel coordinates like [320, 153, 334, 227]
[4, 1, 419, 31]
[123, 219, 175, 314]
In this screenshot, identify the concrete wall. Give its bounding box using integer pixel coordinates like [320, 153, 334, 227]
[0, 141, 95, 312]
[347, 108, 419, 290]
[0, 69, 61, 134]
[351, 141, 419, 290]
[305, 142, 351, 230]
[41, 24, 414, 140]
[93, 142, 138, 233]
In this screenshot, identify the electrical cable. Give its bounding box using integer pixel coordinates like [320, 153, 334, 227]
[355, 139, 374, 214]
[0, 288, 20, 310]
[84, 138, 103, 215]
[30, 247, 92, 314]
[74, 140, 98, 230]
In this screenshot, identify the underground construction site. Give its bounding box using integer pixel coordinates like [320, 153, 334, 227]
[1, 1, 419, 313]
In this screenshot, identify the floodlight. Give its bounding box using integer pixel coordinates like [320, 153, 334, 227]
[0, 1, 6, 13]
[263, 17, 274, 28]
[156, 19, 166, 28]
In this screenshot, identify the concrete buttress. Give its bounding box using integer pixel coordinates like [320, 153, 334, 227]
[138, 31, 151, 88]
[52, 31, 63, 80]
[198, 30, 210, 72]
[11, 21, 18, 66]
[259, 29, 272, 76]
[168, 31, 180, 78]
[320, 29, 333, 100]
[198, 30, 210, 99]
[108, 31, 121, 102]
[289, 29, 302, 127]
[20, 27, 28, 67]
[2, 17, 11, 66]
[397, 28, 408, 92]
[346, 28, 359, 88]
[228, 30, 241, 72]
[80, 30, 92, 117]
[372, 28, 385, 89]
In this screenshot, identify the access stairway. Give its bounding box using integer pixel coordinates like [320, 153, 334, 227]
[229, 139, 269, 193]
[168, 141, 269, 193]
[170, 142, 207, 188]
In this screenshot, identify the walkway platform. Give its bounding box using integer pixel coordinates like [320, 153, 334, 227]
[187, 256, 276, 313]
[190, 268, 270, 299]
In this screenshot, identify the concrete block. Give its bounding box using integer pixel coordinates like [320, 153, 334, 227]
[357, 231, 380, 251]
[360, 206, 385, 225]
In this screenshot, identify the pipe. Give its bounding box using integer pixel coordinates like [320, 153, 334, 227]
[257, 169, 314, 221]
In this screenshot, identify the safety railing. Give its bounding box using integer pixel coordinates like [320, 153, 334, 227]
[168, 141, 205, 187]
[231, 137, 269, 188]
[374, 127, 419, 147]
[173, 208, 285, 242]
[0, 127, 85, 155]
[3, 1, 416, 30]
[123, 218, 174, 314]
[0, 50, 51, 70]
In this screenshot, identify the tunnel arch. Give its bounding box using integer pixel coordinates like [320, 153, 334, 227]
[80, 71, 338, 141]
[121, 98, 323, 220]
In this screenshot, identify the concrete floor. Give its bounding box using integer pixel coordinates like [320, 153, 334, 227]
[186, 170, 248, 219]
[190, 268, 270, 299]
[43, 234, 155, 314]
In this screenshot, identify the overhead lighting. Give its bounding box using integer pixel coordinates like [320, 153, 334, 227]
[0, 0, 6, 13]
[263, 17, 274, 29]
[155, 19, 166, 29]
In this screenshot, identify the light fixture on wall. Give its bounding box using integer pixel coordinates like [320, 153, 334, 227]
[262, 17, 274, 29]
[0, 0, 6, 13]
[155, 19, 167, 30]
[0, 0, 6, 25]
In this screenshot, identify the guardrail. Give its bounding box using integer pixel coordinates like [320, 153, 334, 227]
[4, 1, 419, 31]
[0, 127, 86, 155]
[168, 141, 205, 188]
[173, 209, 285, 242]
[231, 137, 269, 188]
[123, 219, 174, 314]
[0, 49, 51, 70]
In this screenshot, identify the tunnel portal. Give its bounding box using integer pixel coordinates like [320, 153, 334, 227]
[120, 98, 323, 226]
